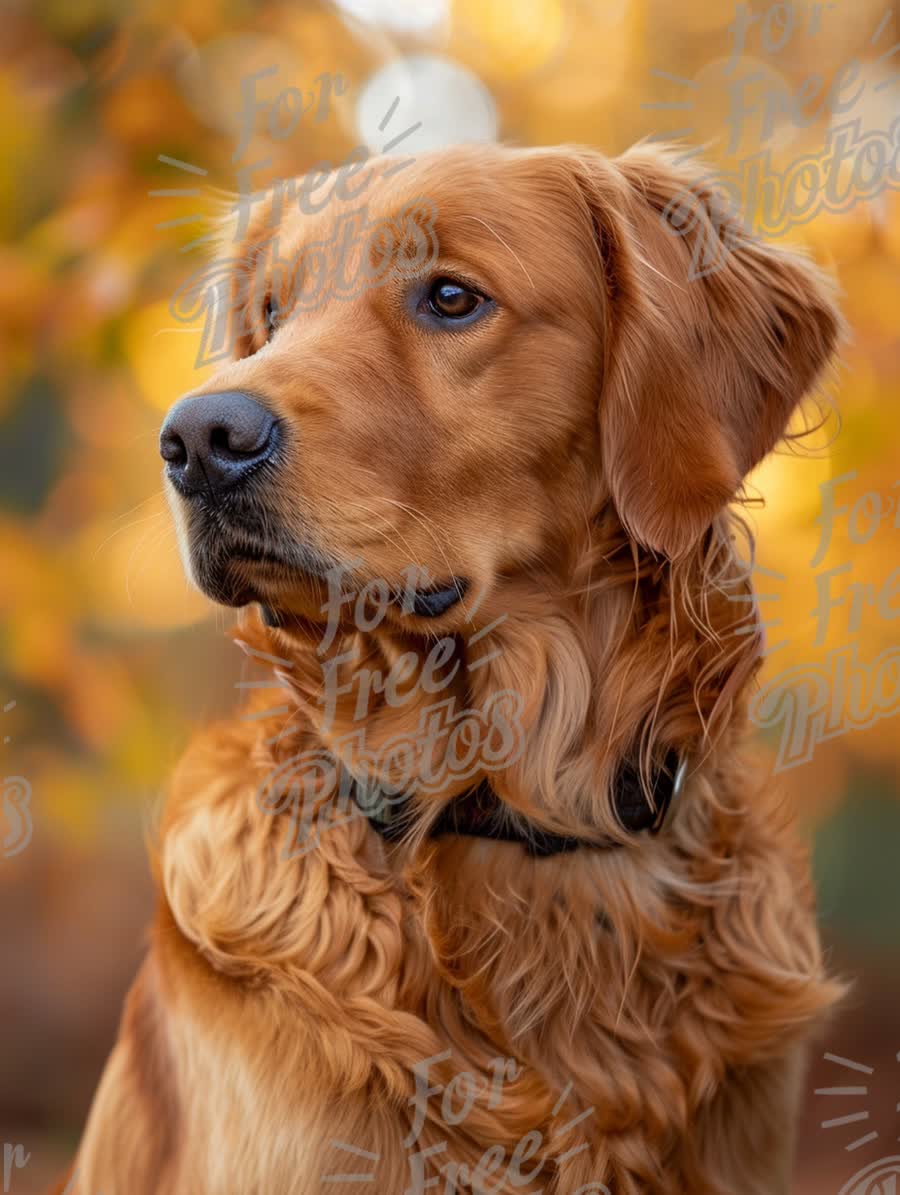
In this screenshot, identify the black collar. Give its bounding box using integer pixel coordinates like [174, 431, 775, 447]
[350, 752, 686, 858]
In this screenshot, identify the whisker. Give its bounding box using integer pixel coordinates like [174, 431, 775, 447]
[358, 494, 472, 620]
[336, 498, 421, 575]
[124, 521, 175, 607]
[92, 507, 167, 561]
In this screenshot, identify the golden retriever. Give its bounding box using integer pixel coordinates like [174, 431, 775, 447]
[59, 141, 843, 1195]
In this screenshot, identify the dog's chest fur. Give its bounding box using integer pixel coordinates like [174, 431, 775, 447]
[95, 713, 836, 1195]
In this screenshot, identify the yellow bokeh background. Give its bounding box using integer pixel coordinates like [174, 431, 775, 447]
[0, 1, 898, 1188]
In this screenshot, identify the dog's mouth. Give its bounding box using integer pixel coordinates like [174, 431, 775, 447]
[180, 509, 468, 623]
[256, 577, 468, 630]
[393, 577, 469, 619]
[188, 535, 327, 608]
[171, 496, 327, 607]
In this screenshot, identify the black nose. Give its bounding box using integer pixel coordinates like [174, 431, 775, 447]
[159, 391, 278, 496]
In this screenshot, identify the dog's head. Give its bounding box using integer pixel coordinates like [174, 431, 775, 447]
[161, 142, 838, 626]
[160, 143, 840, 826]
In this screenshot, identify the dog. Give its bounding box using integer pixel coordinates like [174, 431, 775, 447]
[60, 141, 844, 1195]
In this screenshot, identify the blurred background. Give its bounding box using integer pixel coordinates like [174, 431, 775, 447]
[0, 0, 898, 1191]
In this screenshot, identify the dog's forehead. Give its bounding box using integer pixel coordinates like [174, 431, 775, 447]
[269, 144, 577, 270]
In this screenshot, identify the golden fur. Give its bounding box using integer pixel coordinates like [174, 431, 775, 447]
[60, 142, 844, 1194]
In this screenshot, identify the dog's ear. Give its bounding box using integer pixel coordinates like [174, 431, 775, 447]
[572, 146, 842, 558]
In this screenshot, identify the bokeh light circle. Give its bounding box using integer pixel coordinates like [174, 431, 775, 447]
[175, 34, 304, 136]
[451, 0, 570, 81]
[333, 0, 449, 35]
[356, 55, 498, 154]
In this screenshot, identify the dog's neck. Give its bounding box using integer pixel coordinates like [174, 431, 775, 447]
[232, 507, 764, 893]
[244, 565, 738, 857]
[348, 759, 686, 855]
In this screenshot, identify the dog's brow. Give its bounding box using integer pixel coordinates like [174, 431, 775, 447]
[456, 214, 536, 290]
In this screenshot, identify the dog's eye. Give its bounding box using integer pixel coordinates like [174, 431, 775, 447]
[427, 278, 484, 320]
[262, 295, 279, 340]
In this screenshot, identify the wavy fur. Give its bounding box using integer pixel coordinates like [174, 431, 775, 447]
[62, 142, 845, 1195]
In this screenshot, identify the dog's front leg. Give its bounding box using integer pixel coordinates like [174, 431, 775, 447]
[66, 955, 181, 1195]
[692, 1045, 807, 1195]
